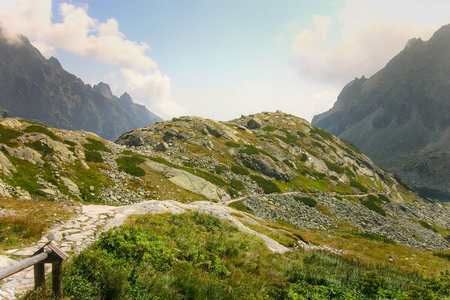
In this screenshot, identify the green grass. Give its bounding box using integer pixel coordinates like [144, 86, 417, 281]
[361, 196, 387, 216]
[116, 155, 146, 177]
[230, 179, 245, 190]
[350, 179, 368, 193]
[324, 160, 344, 174]
[27, 213, 450, 300]
[310, 127, 334, 141]
[239, 144, 260, 155]
[83, 137, 111, 153]
[293, 195, 317, 207]
[231, 165, 250, 175]
[85, 150, 103, 163]
[214, 165, 228, 174]
[0, 124, 22, 146]
[228, 200, 253, 214]
[250, 174, 281, 194]
[25, 141, 54, 156]
[23, 125, 62, 141]
[262, 125, 278, 132]
[225, 141, 240, 148]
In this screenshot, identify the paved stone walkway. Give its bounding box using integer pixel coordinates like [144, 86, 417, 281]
[0, 200, 289, 299]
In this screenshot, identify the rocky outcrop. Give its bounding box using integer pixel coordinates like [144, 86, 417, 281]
[145, 161, 230, 201]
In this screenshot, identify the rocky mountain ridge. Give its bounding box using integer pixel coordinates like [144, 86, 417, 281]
[0, 112, 448, 252]
[312, 24, 450, 199]
[0, 29, 162, 141]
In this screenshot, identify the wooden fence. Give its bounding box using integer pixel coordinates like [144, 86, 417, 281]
[0, 241, 68, 298]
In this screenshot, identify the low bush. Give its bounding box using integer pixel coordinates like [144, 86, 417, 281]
[25, 141, 54, 156]
[116, 155, 146, 177]
[85, 150, 103, 163]
[83, 137, 111, 153]
[230, 179, 245, 190]
[293, 195, 317, 207]
[24, 125, 61, 141]
[214, 165, 228, 174]
[310, 127, 334, 141]
[324, 160, 344, 174]
[225, 141, 240, 148]
[231, 165, 250, 175]
[239, 144, 260, 155]
[250, 175, 280, 194]
[0, 124, 22, 146]
[350, 179, 368, 193]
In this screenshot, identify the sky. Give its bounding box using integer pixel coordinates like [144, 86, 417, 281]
[0, 0, 449, 122]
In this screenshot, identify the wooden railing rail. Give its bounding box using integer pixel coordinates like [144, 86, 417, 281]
[0, 241, 68, 299]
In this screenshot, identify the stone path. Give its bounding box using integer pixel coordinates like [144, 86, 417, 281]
[0, 200, 289, 299]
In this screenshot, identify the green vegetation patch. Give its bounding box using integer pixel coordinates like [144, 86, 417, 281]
[83, 137, 111, 153]
[231, 165, 250, 175]
[250, 174, 281, 194]
[24, 125, 62, 141]
[299, 153, 308, 162]
[262, 125, 278, 132]
[85, 151, 104, 163]
[182, 161, 198, 168]
[417, 220, 438, 233]
[297, 131, 306, 138]
[324, 160, 344, 174]
[116, 155, 146, 177]
[230, 179, 245, 191]
[293, 195, 317, 207]
[239, 144, 260, 155]
[0, 124, 22, 146]
[228, 200, 253, 214]
[225, 141, 240, 148]
[28, 213, 450, 300]
[310, 127, 334, 141]
[283, 159, 294, 168]
[361, 196, 387, 216]
[25, 141, 54, 156]
[350, 179, 368, 193]
[63, 140, 77, 147]
[214, 165, 228, 174]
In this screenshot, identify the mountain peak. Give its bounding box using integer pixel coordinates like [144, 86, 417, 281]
[93, 82, 114, 99]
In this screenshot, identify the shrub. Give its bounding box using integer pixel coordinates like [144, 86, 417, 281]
[116, 155, 146, 177]
[230, 179, 245, 190]
[310, 127, 334, 141]
[293, 195, 317, 207]
[85, 150, 103, 163]
[361, 199, 386, 216]
[360, 271, 385, 297]
[231, 165, 250, 175]
[225, 141, 240, 148]
[63, 140, 77, 146]
[83, 137, 111, 153]
[324, 161, 344, 174]
[0, 124, 22, 146]
[350, 179, 368, 193]
[239, 144, 259, 155]
[25, 141, 54, 156]
[24, 125, 61, 141]
[250, 175, 280, 194]
[297, 131, 306, 138]
[299, 153, 308, 162]
[214, 165, 228, 174]
[262, 125, 277, 132]
[228, 200, 253, 214]
[283, 159, 294, 168]
[182, 161, 198, 168]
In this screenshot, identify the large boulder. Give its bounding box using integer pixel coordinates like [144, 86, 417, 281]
[239, 153, 293, 181]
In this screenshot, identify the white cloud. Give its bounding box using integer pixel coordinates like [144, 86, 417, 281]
[291, 0, 450, 84]
[0, 0, 180, 117]
[121, 68, 187, 118]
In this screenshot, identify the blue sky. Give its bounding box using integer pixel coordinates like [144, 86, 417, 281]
[1, 0, 450, 121]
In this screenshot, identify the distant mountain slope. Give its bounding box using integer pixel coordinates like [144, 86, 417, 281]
[0, 29, 162, 140]
[312, 24, 450, 199]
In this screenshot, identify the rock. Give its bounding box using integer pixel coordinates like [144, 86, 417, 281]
[0, 118, 23, 129]
[47, 231, 63, 241]
[60, 177, 80, 195]
[163, 129, 179, 142]
[0, 179, 11, 197]
[37, 188, 57, 197]
[145, 161, 229, 201]
[1, 145, 45, 166]
[155, 142, 170, 152]
[0, 255, 17, 269]
[0, 151, 16, 177]
[177, 130, 195, 141]
[246, 118, 262, 129]
[239, 153, 293, 181]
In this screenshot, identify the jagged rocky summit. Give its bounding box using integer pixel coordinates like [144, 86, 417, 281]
[312, 24, 450, 200]
[0, 29, 162, 141]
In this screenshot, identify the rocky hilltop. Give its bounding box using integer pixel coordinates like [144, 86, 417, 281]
[0, 112, 450, 298]
[0, 29, 162, 140]
[312, 24, 450, 199]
